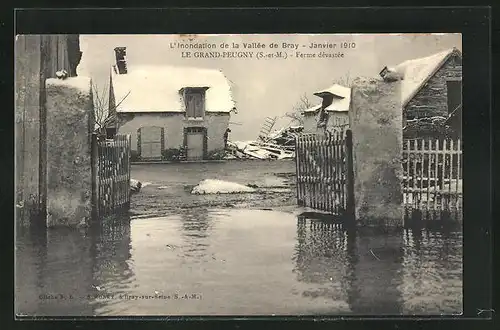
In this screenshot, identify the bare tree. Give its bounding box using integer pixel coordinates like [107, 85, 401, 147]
[335, 72, 352, 87]
[91, 81, 130, 135]
[286, 93, 313, 126]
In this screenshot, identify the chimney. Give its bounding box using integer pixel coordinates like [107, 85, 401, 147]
[114, 47, 127, 74]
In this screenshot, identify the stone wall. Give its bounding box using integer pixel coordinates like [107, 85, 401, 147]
[349, 77, 403, 227]
[45, 77, 93, 227]
[15, 34, 82, 228]
[117, 112, 230, 154]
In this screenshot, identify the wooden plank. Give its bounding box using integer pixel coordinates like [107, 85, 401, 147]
[340, 134, 346, 211]
[305, 136, 311, 208]
[296, 138, 301, 204]
[91, 134, 98, 219]
[309, 136, 314, 209]
[449, 139, 454, 209]
[325, 135, 331, 213]
[335, 133, 340, 212]
[345, 130, 355, 221]
[433, 139, 439, 212]
[456, 139, 461, 211]
[426, 139, 431, 212]
[440, 139, 447, 212]
[411, 139, 417, 208]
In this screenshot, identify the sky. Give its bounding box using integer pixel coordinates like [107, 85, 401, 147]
[78, 34, 461, 141]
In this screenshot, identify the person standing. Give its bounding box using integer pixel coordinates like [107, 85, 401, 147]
[223, 128, 231, 149]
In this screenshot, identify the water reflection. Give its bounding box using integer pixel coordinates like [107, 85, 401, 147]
[16, 209, 462, 316]
[293, 218, 350, 306]
[400, 228, 463, 314]
[345, 228, 404, 314]
[89, 218, 134, 315]
[179, 208, 212, 261]
[16, 226, 95, 316]
[15, 217, 133, 317]
[293, 215, 462, 315]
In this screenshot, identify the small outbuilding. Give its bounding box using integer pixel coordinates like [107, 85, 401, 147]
[302, 83, 351, 135]
[108, 47, 236, 161]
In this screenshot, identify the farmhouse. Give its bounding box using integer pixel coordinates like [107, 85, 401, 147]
[302, 83, 351, 135]
[108, 47, 236, 161]
[380, 47, 462, 137]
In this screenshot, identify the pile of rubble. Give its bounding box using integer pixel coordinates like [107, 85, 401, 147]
[225, 126, 304, 160]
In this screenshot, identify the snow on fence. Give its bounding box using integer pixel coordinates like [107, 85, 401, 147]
[91, 134, 131, 219]
[402, 138, 462, 218]
[295, 130, 355, 218]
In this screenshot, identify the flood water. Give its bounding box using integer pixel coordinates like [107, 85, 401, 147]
[15, 161, 462, 316]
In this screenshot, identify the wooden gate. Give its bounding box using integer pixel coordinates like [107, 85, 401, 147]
[92, 134, 131, 219]
[402, 138, 462, 220]
[295, 130, 355, 218]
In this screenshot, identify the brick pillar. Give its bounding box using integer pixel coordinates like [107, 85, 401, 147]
[349, 77, 403, 227]
[45, 77, 93, 227]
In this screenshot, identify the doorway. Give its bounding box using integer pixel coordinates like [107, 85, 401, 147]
[446, 79, 462, 114]
[184, 127, 207, 161]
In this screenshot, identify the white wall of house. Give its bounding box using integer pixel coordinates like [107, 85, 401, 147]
[117, 112, 230, 153]
[303, 113, 318, 133]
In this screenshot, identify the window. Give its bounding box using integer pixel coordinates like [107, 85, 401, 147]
[183, 88, 206, 119]
[446, 80, 462, 114]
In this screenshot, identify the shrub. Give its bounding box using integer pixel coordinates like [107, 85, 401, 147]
[162, 146, 186, 161]
[206, 148, 227, 160]
[403, 118, 456, 140]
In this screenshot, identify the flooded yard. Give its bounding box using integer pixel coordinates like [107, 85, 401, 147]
[129, 160, 298, 217]
[15, 160, 462, 316]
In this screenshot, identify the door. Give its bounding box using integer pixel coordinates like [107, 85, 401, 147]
[185, 127, 206, 160]
[446, 80, 462, 114]
[139, 126, 163, 159]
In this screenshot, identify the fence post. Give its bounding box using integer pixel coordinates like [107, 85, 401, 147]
[345, 130, 356, 225]
[295, 136, 301, 206]
[91, 133, 98, 221]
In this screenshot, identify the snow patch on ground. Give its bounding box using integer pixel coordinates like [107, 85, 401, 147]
[191, 179, 257, 195]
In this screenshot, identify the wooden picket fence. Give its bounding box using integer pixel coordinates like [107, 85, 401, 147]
[295, 130, 355, 219]
[402, 138, 462, 220]
[91, 134, 131, 219]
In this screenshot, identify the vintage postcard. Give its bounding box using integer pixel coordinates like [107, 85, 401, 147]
[15, 33, 462, 317]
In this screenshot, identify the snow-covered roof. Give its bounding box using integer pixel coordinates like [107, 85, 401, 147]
[111, 65, 235, 113]
[388, 48, 462, 108]
[302, 104, 321, 114]
[314, 84, 350, 99]
[314, 84, 351, 112]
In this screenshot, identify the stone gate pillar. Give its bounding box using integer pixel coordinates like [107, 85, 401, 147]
[45, 77, 93, 227]
[349, 77, 403, 227]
